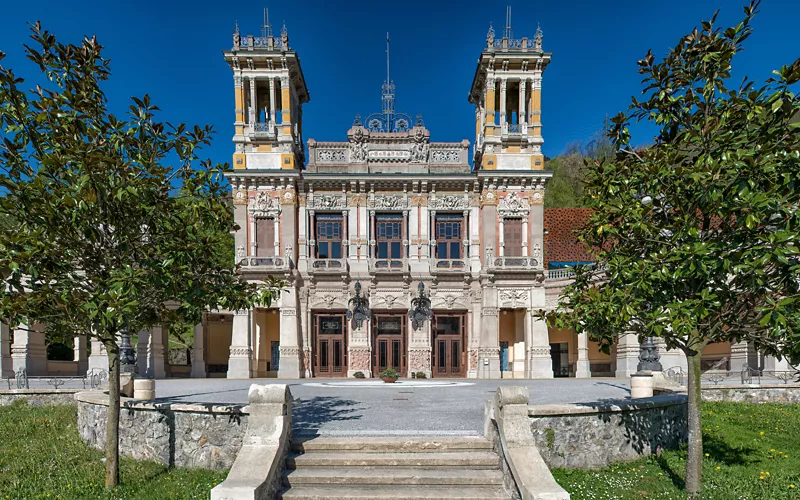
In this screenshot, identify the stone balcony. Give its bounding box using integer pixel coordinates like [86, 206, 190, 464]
[431, 259, 468, 274]
[308, 258, 348, 275]
[239, 257, 289, 273]
[368, 258, 409, 274]
[247, 122, 278, 140]
[488, 256, 541, 274]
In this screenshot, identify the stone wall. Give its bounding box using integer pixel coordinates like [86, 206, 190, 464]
[702, 385, 800, 403]
[76, 391, 248, 470]
[0, 389, 80, 407]
[529, 395, 688, 469]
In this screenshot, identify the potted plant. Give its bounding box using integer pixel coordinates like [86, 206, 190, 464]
[379, 368, 399, 383]
[415, 371, 427, 379]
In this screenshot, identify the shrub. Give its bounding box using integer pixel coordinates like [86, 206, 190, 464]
[379, 368, 399, 379]
[353, 371, 365, 379]
[415, 371, 427, 379]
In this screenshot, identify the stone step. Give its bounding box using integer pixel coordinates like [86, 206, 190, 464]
[283, 467, 505, 487]
[287, 451, 501, 469]
[291, 436, 493, 453]
[278, 484, 510, 500]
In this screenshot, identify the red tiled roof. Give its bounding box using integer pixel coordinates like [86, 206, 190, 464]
[544, 208, 594, 268]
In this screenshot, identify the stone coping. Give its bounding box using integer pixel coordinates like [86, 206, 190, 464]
[74, 390, 250, 415]
[0, 388, 82, 396]
[528, 394, 687, 417]
[701, 384, 800, 390]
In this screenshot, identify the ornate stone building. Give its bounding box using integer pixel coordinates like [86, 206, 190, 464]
[0, 15, 791, 381]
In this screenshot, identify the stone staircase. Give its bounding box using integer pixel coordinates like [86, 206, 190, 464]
[278, 435, 511, 499]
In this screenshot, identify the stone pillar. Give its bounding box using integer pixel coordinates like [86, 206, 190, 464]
[519, 79, 528, 133]
[136, 327, 166, 379]
[575, 331, 591, 378]
[74, 335, 88, 374]
[269, 77, 276, 124]
[614, 332, 640, 378]
[479, 286, 501, 379]
[227, 310, 253, 379]
[191, 322, 207, 378]
[498, 216, 505, 257]
[254, 311, 267, 377]
[1, 322, 12, 378]
[11, 323, 47, 376]
[499, 78, 508, 133]
[656, 337, 688, 373]
[526, 311, 553, 378]
[88, 337, 108, 373]
[278, 289, 302, 378]
[729, 340, 751, 371]
[280, 76, 291, 125]
[248, 77, 257, 124]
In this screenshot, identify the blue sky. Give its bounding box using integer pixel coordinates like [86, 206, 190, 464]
[2, 0, 798, 167]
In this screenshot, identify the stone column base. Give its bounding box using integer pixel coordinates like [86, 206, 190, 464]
[526, 347, 554, 379]
[575, 359, 591, 378]
[277, 347, 301, 379]
[477, 348, 501, 379]
[227, 348, 253, 379]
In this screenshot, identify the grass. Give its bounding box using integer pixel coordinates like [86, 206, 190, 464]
[551, 401, 800, 499]
[0, 401, 228, 499]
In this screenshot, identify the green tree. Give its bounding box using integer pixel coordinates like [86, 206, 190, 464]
[0, 24, 281, 487]
[545, 2, 800, 496]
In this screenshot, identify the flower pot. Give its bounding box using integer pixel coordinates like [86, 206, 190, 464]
[381, 377, 398, 383]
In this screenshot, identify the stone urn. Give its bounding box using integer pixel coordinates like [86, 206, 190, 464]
[381, 376, 398, 384]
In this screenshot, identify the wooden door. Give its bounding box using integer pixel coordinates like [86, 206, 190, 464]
[314, 314, 347, 377]
[372, 314, 407, 377]
[431, 313, 466, 378]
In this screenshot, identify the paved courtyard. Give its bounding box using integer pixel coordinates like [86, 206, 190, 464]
[152, 378, 632, 435]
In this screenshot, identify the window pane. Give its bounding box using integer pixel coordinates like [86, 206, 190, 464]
[378, 242, 387, 259]
[450, 242, 460, 259]
[331, 242, 341, 259]
[392, 340, 400, 368]
[318, 242, 329, 259]
[437, 242, 447, 259]
[391, 242, 401, 258]
[320, 341, 328, 370]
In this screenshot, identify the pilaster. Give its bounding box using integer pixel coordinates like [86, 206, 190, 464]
[1, 322, 12, 378]
[11, 323, 47, 376]
[191, 322, 207, 378]
[136, 327, 167, 379]
[227, 310, 253, 379]
[278, 287, 302, 378]
[88, 337, 108, 373]
[74, 335, 88, 375]
[526, 311, 553, 378]
[614, 332, 640, 378]
[479, 286, 501, 379]
[575, 331, 591, 378]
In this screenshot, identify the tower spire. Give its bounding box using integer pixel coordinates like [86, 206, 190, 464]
[386, 32, 390, 86]
[382, 32, 395, 124]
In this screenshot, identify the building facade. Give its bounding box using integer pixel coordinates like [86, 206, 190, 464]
[1, 15, 792, 381]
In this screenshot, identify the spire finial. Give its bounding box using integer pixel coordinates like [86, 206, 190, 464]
[386, 33, 391, 85]
[534, 23, 543, 51]
[486, 23, 495, 47]
[234, 20, 240, 35]
[281, 21, 289, 48]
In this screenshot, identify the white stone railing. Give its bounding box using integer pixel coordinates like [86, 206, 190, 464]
[546, 268, 575, 281]
[490, 257, 540, 270]
[432, 259, 468, 272]
[239, 257, 289, 271]
[315, 146, 348, 163]
[308, 258, 348, 273]
[429, 143, 468, 164]
[368, 258, 408, 272]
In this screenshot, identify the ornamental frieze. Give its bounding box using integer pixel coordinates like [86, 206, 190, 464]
[499, 289, 529, 307]
[308, 194, 346, 209]
[368, 195, 407, 209]
[498, 192, 530, 217]
[429, 195, 468, 210]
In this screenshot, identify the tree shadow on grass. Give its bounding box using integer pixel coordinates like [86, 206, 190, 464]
[291, 396, 364, 437]
[703, 433, 758, 466]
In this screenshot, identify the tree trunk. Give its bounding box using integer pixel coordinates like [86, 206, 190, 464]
[105, 342, 121, 488]
[685, 349, 703, 497]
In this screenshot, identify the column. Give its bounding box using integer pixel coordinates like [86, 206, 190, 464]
[280, 76, 291, 125]
[521, 214, 529, 256]
[429, 210, 436, 261]
[479, 287, 501, 379]
[269, 77, 276, 124]
[278, 287, 302, 378]
[137, 326, 166, 379]
[11, 323, 46, 376]
[74, 335, 88, 374]
[249, 77, 257, 124]
[525, 311, 553, 378]
[486, 78, 496, 127]
[498, 216, 505, 257]
[519, 78, 527, 133]
[233, 75, 245, 128]
[575, 331, 591, 378]
[1, 322, 12, 378]
[462, 210, 470, 265]
[191, 321, 207, 378]
[253, 311, 267, 377]
[499, 78, 508, 133]
[729, 340, 750, 371]
[614, 332, 640, 378]
[88, 337, 108, 373]
[273, 215, 280, 258]
[227, 309, 253, 379]
[249, 203, 256, 256]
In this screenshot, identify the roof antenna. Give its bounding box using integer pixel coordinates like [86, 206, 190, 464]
[386, 32, 390, 85]
[503, 6, 513, 39]
[262, 8, 273, 38]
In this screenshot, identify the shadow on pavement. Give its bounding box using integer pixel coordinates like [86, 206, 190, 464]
[292, 396, 364, 436]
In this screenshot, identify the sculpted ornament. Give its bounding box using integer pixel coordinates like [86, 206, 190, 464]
[498, 191, 530, 217]
[499, 289, 529, 307]
[429, 195, 468, 210]
[253, 191, 278, 212]
[369, 195, 406, 209]
[310, 194, 346, 209]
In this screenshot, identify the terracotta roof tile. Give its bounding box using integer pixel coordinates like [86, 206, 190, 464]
[544, 208, 595, 268]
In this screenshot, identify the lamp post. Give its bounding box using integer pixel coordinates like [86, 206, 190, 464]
[119, 328, 137, 374]
[409, 282, 433, 331]
[637, 337, 662, 372]
[346, 281, 371, 330]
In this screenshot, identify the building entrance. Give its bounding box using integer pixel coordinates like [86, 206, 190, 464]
[313, 313, 347, 377]
[372, 314, 407, 377]
[432, 313, 466, 378]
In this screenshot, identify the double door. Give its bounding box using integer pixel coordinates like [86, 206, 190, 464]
[432, 314, 466, 378]
[314, 314, 347, 377]
[372, 314, 407, 377]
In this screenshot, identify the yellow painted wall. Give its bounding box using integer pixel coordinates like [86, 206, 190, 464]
[506, 145, 521, 153]
[482, 154, 497, 170]
[256, 145, 273, 152]
[486, 88, 496, 123]
[281, 154, 294, 169]
[233, 153, 246, 169]
[206, 319, 232, 367]
[588, 340, 612, 362]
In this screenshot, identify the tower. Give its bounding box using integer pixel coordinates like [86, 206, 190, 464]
[469, 9, 551, 170]
[223, 13, 310, 170]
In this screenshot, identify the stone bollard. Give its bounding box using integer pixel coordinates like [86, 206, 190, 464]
[133, 378, 156, 400]
[630, 372, 655, 398]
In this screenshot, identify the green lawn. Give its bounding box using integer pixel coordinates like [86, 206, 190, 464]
[0, 401, 227, 499]
[552, 402, 800, 499]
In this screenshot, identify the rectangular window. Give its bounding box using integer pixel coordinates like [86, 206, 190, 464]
[375, 214, 404, 259]
[435, 215, 463, 260]
[316, 214, 343, 259]
[504, 218, 523, 257]
[255, 217, 275, 257]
